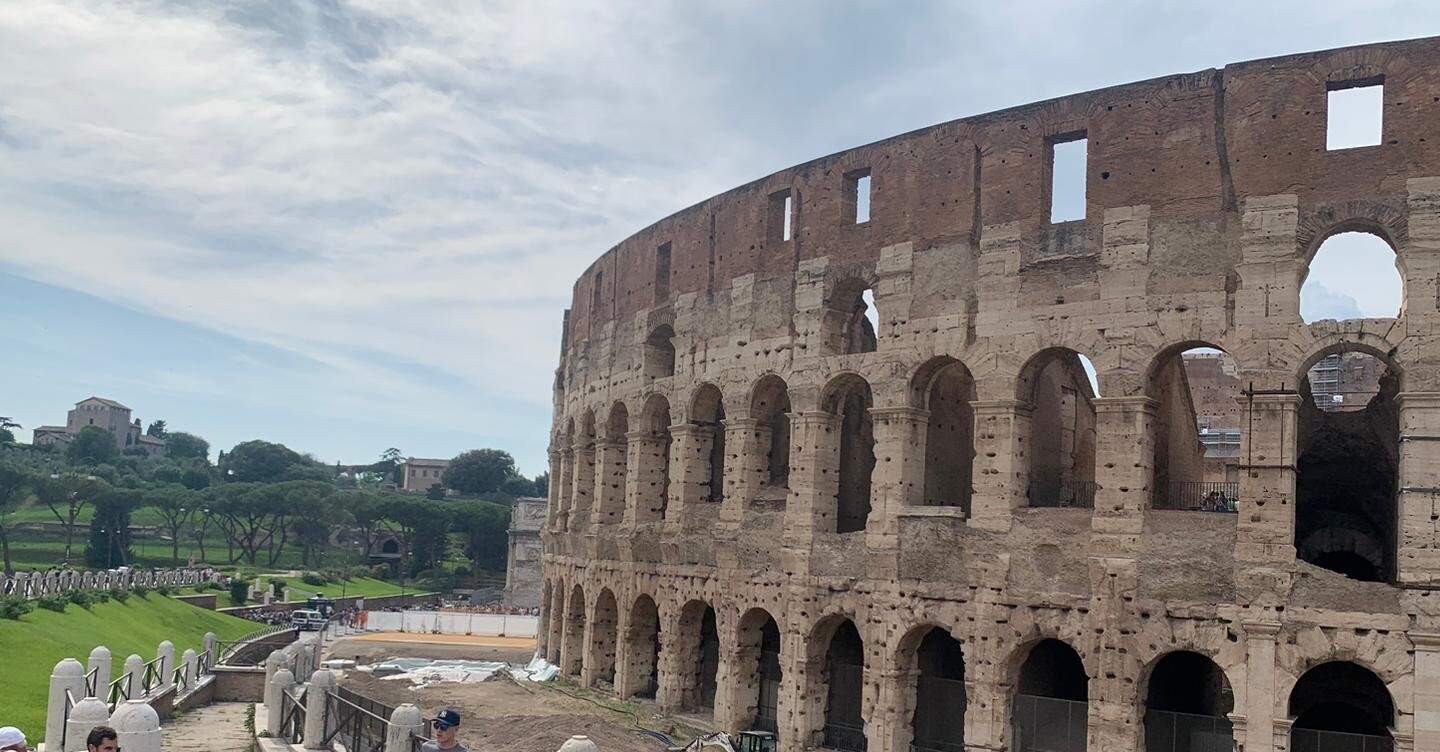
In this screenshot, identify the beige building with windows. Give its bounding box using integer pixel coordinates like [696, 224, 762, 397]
[33, 397, 166, 457]
[401, 457, 450, 493]
[540, 39, 1440, 752]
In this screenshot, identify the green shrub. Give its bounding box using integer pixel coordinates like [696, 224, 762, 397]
[133, 585, 151, 598]
[67, 590, 95, 609]
[37, 594, 68, 613]
[112, 588, 130, 603]
[301, 573, 326, 587]
[91, 589, 111, 604]
[452, 565, 471, 578]
[156, 585, 175, 597]
[370, 564, 390, 580]
[229, 580, 249, 606]
[0, 596, 33, 620]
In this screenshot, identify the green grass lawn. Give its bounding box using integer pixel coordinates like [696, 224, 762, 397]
[268, 575, 411, 601]
[0, 595, 258, 741]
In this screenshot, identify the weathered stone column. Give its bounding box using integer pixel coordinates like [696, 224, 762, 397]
[665, 423, 715, 533]
[1397, 393, 1440, 585]
[1235, 394, 1300, 597]
[554, 447, 574, 533]
[546, 448, 564, 531]
[719, 417, 764, 531]
[266, 667, 295, 736]
[866, 406, 929, 557]
[156, 640, 175, 692]
[868, 665, 918, 752]
[46, 659, 86, 752]
[87, 646, 112, 698]
[590, 439, 627, 529]
[303, 669, 335, 750]
[384, 704, 424, 752]
[121, 654, 144, 700]
[1243, 620, 1281, 752]
[963, 677, 1011, 752]
[783, 411, 841, 553]
[559, 591, 585, 678]
[714, 624, 756, 734]
[1090, 396, 1156, 556]
[655, 605, 685, 713]
[1411, 632, 1440, 750]
[546, 584, 565, 665]
[776, 621, 812, 752]
[570, 437, 596, 536]
[624, 429, 668, 526]
[968, 400, 1032, 533]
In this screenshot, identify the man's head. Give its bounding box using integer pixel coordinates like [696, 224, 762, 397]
[0, 726, 27, 752]
[431, 709, 461, 746]
[86, 726, 117, 752]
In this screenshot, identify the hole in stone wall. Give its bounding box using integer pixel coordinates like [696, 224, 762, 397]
[1327, 81, 1384, 150]
[844, 169, 872, 225]
[643, 325, 676, 378]
[1300, 231, 1402, 323]
[1049, 134, 1087, 223]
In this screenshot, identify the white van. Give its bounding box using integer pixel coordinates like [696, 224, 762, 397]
[290, 609, 326, 631]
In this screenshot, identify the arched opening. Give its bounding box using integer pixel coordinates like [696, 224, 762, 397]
[644, 325, 678, 377]
[910, 627, 966, 752]
[1012, 639, 1088, 752]
[692, 384, 727, 503]
[621, 595, 661, 699]
[1020, 349, 1099, 508]
[752, 375, 792, 492]
[914, 358, 977, 512]
[1150, 345, 1242, 512]
[1300, 231, 1403, 323]
[820, 619, 867, 752]
[1288, 661, 1394, 751]
[824, 375, 875, 534]
[828, 279, 879, 355]
[380, 539, 399, 555]
[587, 588, 619, 687]
[677, 600, 720, 711]
[563, 584, 586, 677]
[1142, 651, 1234, 752]
[638, 395, 673, 522]
[1295, 347, 1398, 582]
[736, 608, 783, 734]
[597, 402, 629, 526]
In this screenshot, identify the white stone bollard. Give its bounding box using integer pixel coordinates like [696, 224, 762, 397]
[302, 669, 335, 750]
[265, 668, 295, 737]
[557, 736, 600, 752]
[264, 649, 285, 686]
[263, 591, 272, 606]
[203, 632, 218, 666]
[87, 646, 112, 698]
[66, 697, 110, 752]
[179, 649, 197, 691]
[156, 641, 175, 691]
[109, 700, 162, 752]
[46, 658, 86, 752]
[121, 655, 144, 700]
[384, 704, 424, 752]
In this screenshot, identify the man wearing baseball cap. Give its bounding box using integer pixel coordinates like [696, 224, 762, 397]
[419, 709, 466, 752]
[0, 727, 27, 752]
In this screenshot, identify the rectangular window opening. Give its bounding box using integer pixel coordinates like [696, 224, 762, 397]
[654, 242, 671, 303]
[768, 190, 794, 243]
[855, 174, 871, 224]
[1327, 79, 1383, 150]
[1049, 135, 1087, 223]
[783, 195, 793, 241]
[592, 270, 605, 316]
[843, 169, 872, 225]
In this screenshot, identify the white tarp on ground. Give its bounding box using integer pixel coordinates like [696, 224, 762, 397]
[508, 655, 559, 682]
[362, 657, 510, 687]
[363, 611, 538, 637]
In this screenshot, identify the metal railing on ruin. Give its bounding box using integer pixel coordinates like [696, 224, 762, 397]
[822, 722, 866, 752]
[323, 688, 391, 752]
[1142, 708, 1235, 752]
[1289, 727, 1394, 752]
[1012, 694, 1087, 752]
[1027, 479, 1097, 509]
[280, 688, 308, 745]
[1152, 482, 1239, 513]
[216, 623, 293, 665]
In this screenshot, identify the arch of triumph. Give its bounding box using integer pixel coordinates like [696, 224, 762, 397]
[539, 37, 1440, 752]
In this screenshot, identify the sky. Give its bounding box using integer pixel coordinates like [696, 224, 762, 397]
[0, 2, 1433, 475]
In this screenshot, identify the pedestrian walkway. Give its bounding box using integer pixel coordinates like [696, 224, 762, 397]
[162, 701, 252, 752]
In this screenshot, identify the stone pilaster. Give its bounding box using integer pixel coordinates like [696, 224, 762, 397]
[546, 449, 563, 531]
[591, 439, 627, 529]
[866, 406, 929, 557]
[963, 677, 1011, 752]
[1397, 393, 1440, 585]
[554, 448, 573, 532]
[869, 666, 919, 752]
[1412, 632, 1440, 751]
[1235, 394, 1300, 601]
[665, 423, 716, 533]
[1090, 396, 1156, 557]
[783, 411, 841, 554]
[968, 400, 1032, 533]
[720, 417, 764, 532]
[624, 430, 668, 526]
[570, 439, 596, 536]
[1243, 620, 1281, 752]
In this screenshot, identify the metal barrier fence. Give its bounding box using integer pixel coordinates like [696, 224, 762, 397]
[1143, 709, 1235, 752]
[1289, 728, 1394, 752]
[324, 688, 390, 752]
[1012, 694, 1087, 752]
[1027, 479, 1097, 509]
[217, 623, 293, 665]
[280, 688, 307, 745]
[822, 721, 867, 752]
[1153, 482, 1239, 513]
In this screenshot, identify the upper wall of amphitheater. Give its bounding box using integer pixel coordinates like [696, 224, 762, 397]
[554, 36, 1440, 427]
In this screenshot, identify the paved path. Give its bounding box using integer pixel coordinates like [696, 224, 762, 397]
[163, 701, 253, 752]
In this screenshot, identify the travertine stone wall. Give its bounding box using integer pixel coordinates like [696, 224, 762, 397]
[543, 38, 1440, 752]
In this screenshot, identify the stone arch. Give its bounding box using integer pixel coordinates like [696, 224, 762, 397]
[1017, 347, 1098, 509]
[892, 623, 966, 752]
[732, 607, 784, 734]
[689, 384, 727, 503]
[750, 374, 792, 490]
[1139, 650, 1235, 752]
[827, 276, 880, 355]
[619, 593, 661, 699]
[911, 356, 977, 511]
[805, 614, 867, 752]
[584, 587, 619, 688]
[1299, 218, 1406, 322]
[822, 373, 876, 534]
[594, 402, 630, 527]
[562, 583, 586, 677]
[545, 578, 566, 664]
[644, 324, 678, 378]
[634, 394, 673, 522]
[672, 599, 720, 710]
[1145, 341, 1241, 511]
[1010, 638, 1089, 752]
[572, 410, 598, 525]
[1288, 661, 1396, 743]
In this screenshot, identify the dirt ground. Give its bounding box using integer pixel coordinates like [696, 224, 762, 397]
[327, 633, 536, 665]
[328, 636, 703, 752]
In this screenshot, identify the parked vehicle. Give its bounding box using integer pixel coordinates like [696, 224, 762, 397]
[291, 609, 326, 631]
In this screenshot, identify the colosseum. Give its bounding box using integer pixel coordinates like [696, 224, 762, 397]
[539, 37, 1440, 752]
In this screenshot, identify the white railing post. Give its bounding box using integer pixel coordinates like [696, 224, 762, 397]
[65, 697, 110, 751]
[264, 650, 285, 686]
[303, 670, 335, 750]
[121, 655, 144, 701]
[557, 736, 601, 752]
[265, 668, 295, 737]
[203, 633, 218, 667]
[384, 704, 423, 752]
[46, 658, 86, 752]
[87, 647, 112, 697]
[108, 700, 162, 752]
[155, 641, 175, 692]
[179, 649, 197, 691]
